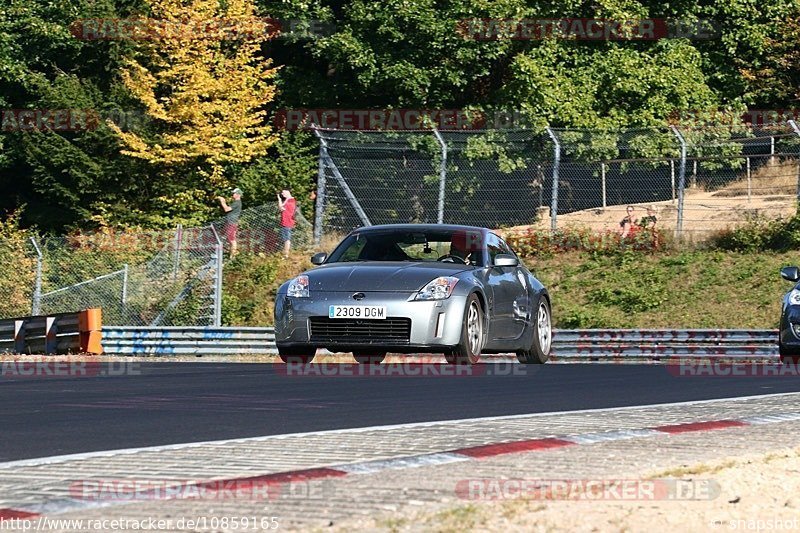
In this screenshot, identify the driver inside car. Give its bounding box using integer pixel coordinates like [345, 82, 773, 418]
[444, 234, 472, 265]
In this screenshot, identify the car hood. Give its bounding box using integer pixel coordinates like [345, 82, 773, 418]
[305, 262, 472, 292]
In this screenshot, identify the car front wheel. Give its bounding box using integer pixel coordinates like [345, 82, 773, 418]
[448, 294, 484, 364]
[278, 346, 316, 364]
[779, 342, 800, 365]
[517, 297, 552, 364]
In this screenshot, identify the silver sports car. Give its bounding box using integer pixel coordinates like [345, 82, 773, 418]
[274, 224, 552, 364]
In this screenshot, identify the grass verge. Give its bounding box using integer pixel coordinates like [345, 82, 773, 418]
[221, 248, 796, 329]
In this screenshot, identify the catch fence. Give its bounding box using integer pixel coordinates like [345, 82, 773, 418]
[313, 122, 800, 242]
[28, 203, 312, 326]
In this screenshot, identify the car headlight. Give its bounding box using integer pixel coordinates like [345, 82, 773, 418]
[287, 275, 310, 298]
[790, 289, 800, 305]
[414, 276, 458, 300]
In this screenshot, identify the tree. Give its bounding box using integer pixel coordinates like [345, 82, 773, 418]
[111, 0, 280, 186]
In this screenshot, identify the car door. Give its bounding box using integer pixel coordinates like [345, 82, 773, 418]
[485, 233, 522, 340]
[498, 236, 529, 339]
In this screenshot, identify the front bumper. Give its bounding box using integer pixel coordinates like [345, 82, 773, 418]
[274, 291, 468, 350]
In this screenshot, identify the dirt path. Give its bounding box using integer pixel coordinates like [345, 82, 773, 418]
[505, 191, 796, 239]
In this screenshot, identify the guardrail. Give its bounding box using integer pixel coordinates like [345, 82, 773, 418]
[102, 326, 276, 355]
[1, 308, 103, 355]
[101, 326, 779, 360]
[554, 329, 778, 360]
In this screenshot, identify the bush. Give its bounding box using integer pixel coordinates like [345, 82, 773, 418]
[710, 213, 800, 252]
[0, 214, 36, 317]
[505, 225, 665, 257]
[221, 251, 312, 326]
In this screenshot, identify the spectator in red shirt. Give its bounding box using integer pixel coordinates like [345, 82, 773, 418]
[277, 188, 296, 258]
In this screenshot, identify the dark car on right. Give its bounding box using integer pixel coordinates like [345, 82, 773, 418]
[779, 266, 800, 362]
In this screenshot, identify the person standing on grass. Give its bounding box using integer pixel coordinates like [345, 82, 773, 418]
[619, 205, 636, 238]
[278, 188, 296, 258]
[217, 187, 243, 257]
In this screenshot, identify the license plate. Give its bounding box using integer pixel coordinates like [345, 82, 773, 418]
[329, 305, 386, 319]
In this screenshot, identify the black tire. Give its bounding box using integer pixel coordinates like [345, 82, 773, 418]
[517, 297, 552, 364]
[449, 294, 484, 365]
[352, 350, 386, 364]
[278, 346, 316, 364]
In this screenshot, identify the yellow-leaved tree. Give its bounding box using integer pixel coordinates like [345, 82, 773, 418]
[111, 0, 278, 189]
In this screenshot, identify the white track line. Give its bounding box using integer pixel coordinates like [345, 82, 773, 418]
[2, 391, 799, 470]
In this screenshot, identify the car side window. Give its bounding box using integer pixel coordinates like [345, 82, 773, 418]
[486, 233, 504, 265]
[497, 236, 518, 259]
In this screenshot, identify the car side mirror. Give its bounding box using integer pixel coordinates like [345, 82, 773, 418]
[781, 266, 800, 282]
[311, 252, 328, 265]
[493, 254, 519, 268]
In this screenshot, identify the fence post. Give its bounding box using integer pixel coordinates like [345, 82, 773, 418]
[121, 263, 129, 305]
[545, 127, 561, 232]
[670, 126, 688, 240]
[771, 136, 775, 164]
[30, 237, 42, 315]
[790, 121, 800, 213]
[670, 159, 676, 203]
[172, 224, 182, 281]
[601, 162, 607, 209]
[746, 157, 751, 203]
[209, 224, 223, 327]
[432, 128, 447, 224]
[313, 128, 327, 246]
[313, 126, 372, 228]
[536, 164, 544, 208]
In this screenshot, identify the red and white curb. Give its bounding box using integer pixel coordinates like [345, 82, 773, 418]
[3, 411, 800, 519]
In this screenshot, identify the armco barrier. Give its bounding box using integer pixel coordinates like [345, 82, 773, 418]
[101, 327, 779, 360]
[0, 308, 102, 355]
[102, 326, 277, 355]
[555, 328, 778, 360]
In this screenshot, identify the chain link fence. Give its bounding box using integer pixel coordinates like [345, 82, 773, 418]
[313, 123, 800, 242]
[314, 129, 554, 234]
[29, 203, 312, 326]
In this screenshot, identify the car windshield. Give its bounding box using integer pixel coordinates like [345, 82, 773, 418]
[327, 229, 485, 266]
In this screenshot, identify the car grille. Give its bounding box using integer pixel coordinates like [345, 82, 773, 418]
[308, 317, 412, 343]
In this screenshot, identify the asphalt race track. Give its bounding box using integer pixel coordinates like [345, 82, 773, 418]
[2, 362, 800, 462]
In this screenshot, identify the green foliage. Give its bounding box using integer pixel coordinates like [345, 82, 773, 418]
[505, 225, 665, 257]
[0, 213, 36, 317]
[533, 250, 795, 329]
[710, 212, 800, 252]
[233, 132, 318, 221]
[1, 0, 800, 233]
[220, 250, 312, 326]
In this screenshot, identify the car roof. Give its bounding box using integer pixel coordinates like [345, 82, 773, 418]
[349, 223, 489, 234]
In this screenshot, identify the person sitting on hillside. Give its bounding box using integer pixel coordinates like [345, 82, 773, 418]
[638, 206, 658, 229]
